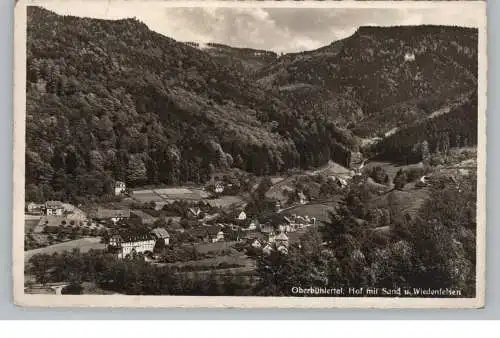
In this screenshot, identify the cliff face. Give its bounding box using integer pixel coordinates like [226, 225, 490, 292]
[25, 6, 479, 200]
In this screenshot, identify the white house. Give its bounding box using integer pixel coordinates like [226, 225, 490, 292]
[236, 211, 247, 221]
[404, 52, 416, 62]
[108, 234, 156, 259]
[251, 239, 262, 249]
[214, 183, 225, 194]
[26, 202, 44, 214]
[114, 181, 126, 196]
[45, 201, 64, 216]
[262, 244, 273, 255]
[212, 230, 225, 243]
[274, 232, 289, 248]
[298, 192, 307, 205]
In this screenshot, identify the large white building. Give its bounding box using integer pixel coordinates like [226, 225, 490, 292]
[108, 233, 156, 259]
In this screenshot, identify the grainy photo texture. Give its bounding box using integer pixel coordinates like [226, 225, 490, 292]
[13, 0, 486, 308]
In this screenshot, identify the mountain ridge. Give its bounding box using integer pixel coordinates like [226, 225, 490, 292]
[25, 6, 479, 201]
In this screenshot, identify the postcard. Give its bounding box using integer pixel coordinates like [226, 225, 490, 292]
[13, 0, 487, 308]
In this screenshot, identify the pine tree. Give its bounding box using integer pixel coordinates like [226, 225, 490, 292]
[421, 140, 430, 166]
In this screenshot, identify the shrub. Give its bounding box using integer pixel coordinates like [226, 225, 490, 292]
[61, 283, 83, 295]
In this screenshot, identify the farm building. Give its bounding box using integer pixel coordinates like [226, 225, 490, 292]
[236, 211, 247, 221]
[45, 201, 64, 216]
[26, 202, 44, 215]
[150, 227, 170, 245]
[130, 209, 156, 225]
[107, 233, 156, 259]
[213, 231, 225, 243]
[91, 208, 131, 223]
[283, 214, 316, 230]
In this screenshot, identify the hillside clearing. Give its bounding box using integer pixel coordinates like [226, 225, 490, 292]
[24, 237, 105, 263]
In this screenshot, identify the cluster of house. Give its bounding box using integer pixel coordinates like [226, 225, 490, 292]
[26, 201, 66, 216]
[246, 230, 290, 255]
[106, 227, 170, 259]
[241, 214, 317, 255]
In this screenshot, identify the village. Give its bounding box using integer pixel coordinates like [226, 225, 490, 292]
[24, 166, 326, 278]
[24, 143, 477, 296]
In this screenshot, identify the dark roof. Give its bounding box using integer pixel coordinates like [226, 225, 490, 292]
[45, 201, 63, 208]
[151, 227, 170, 238]
[112, 231, 154, 243]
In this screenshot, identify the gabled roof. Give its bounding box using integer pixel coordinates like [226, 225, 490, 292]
[275, 233, 289, 241]
[151, 227, 170, 238]
[45, 201, 64, 208]
[111, 231, 154, 243]
[189, 207, 201, 215]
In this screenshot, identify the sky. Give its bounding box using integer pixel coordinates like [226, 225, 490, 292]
[38, 1, 484, 53]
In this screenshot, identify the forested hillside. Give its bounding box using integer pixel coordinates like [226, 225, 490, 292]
[257, 25, 478, 137]
[370, 91, 478, 164]
[25, 7, 356, 202]
[183, 41, 278, 76]
[25, 7, 478, 202]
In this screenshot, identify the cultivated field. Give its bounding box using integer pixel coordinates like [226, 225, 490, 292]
[132, 187, 210, 203]
[364, 161, 425, 181]
[265, 176, 296, 201]
[131, 189, 163, 203]
[24, 216, 41, 232]
[282, 200, 342, 223]
[163, 254, 254, 270]
[24, 237, 105, 263]
[369, 188, 431, 220]
[205, 195, 245, 208]
[193, 241, 239, 254]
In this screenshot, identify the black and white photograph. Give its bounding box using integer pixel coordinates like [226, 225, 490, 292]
[13, 0, 486, 308]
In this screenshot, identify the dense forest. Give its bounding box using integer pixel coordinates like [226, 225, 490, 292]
[25, 7, 357, 202]
[25, 7, 478, 202]
[369, 92, 478, 163]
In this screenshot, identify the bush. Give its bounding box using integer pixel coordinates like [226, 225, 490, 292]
[393, 169, 407, 190]
[405, 167, 425, 183]
[367, 166, 389, 184]
[61, 283, 83, 295]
